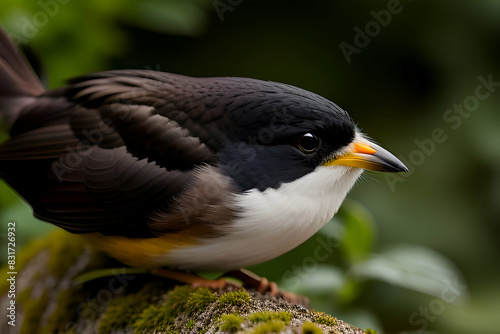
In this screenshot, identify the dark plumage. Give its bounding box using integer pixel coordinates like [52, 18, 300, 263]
[0, 30, 354, 238]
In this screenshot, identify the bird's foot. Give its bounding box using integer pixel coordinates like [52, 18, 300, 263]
[150, 268, 308, 306]
[223, 268, 278, 294]
[223, 268, 309, 306]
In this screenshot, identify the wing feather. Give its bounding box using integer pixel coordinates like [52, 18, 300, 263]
[0, 70, 231, 237]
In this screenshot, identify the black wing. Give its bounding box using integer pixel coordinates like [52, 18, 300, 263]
[0, 70, 229, 237]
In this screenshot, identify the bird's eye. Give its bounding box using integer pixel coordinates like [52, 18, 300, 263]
[297, 133, 320, 153]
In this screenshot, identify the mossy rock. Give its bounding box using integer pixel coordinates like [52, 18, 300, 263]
[0, 229, 368, 334]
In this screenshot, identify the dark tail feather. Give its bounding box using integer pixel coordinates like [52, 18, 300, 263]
[0, 27, 44, 128]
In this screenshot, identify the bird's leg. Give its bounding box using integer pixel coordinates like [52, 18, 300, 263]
[150, 268, 241, 290]
[222, 269, 309, 306]
[223, 268, 279, 295]
[222, 268, 309, 306]
[150, 268, 273, 292]
[150, 268, 308, 306]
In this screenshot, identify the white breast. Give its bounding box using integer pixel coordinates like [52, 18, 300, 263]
[161, 165, 363, 271]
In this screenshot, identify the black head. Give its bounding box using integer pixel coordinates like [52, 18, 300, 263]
[207, 77, 357, 191]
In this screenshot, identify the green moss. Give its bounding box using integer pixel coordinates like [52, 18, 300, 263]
[251, 319, 284, 334]
[133, 285, 218, 333]
[365, 329, 377, 334]
[187, 320, 195, 329]
[98, 283, 160, 334]
[184, 287, 217, 313]
[248, 311, 293, 325]
[165, 285, 196, 314]
[313, 311, 337, 326]
[220, 314, 244, 333]
[247, 310, 293, 334]
[302, 321, 322, 334]
[98, 294, 145, 333]
[133, 304, 173, 334]
[219, 289, 251, 307]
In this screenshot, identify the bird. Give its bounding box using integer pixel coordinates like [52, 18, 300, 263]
[0, 28, 407, 292]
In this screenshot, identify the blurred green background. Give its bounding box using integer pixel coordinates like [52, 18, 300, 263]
[1, 0, 499, 333]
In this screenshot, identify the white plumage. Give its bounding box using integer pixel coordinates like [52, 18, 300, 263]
[163, 164, 362, 271]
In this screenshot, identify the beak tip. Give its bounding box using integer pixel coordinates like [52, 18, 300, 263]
[395, 165, 409, 173]
[384, 158, 409, 173]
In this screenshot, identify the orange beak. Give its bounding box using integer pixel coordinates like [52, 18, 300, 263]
[323, 139, 408, 173]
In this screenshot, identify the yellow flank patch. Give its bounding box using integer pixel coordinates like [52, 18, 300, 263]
[84, 232, 199, 268]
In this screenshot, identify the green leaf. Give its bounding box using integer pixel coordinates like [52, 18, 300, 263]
[338, 200, 376, 264]
[351, 244, 467, 301]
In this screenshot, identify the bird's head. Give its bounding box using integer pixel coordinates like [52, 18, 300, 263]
[201, 77, 408, 192]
